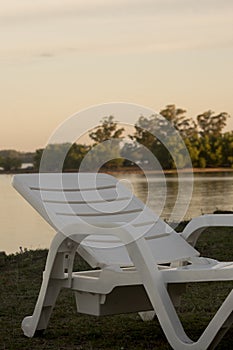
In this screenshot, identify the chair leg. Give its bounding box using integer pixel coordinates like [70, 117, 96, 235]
[22, 232, 78, 337]
[206, 311, 233, 350]
[126, 237, 233, 349]
[22, 280, 61, 337]
[139, 311, 155, 321]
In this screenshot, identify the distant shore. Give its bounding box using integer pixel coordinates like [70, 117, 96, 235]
[1, 167, 233, 175]
[104, 167, 233, 175]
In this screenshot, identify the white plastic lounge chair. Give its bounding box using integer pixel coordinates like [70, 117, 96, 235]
[12, 173, 233, 349]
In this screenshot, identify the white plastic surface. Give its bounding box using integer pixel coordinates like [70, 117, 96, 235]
[12, 173, 233, 349]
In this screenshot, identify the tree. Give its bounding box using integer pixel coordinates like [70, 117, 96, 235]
[34, 143, 72, 172]
[120, 142, 143, 167]
[197, 111, 229, 137]
[221, 131, 233, 167]
[131, 106, 195, 169]
[194, 110, 230, 168]
[0, 156, 22, 171]
[0, 149, 34, 169]
[0, 149, 20, 159]
[0, 150, 22, 170]
[64, 143, 91, 170]
[195, 134, 224, 168]
[160, 104, 197, 139]
[184, 137, 200, 168]
[89, 116, 125, 144]
[34, 143, 91, 171]
[132, 114, 160, 150]
[33, 149, 44, 171]
[88, 116, 125, 170]
[130, 114, 172, 168]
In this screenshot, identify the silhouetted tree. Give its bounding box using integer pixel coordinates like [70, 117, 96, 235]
[33, 149, 44, 171]
[160, 104, 197, 139]
[131, 106, 195, 169]
[34, 143, 91, 171]
[64, 144, 91, 170]
[197, 111, 229, 136]
[88, 116, 125, 170]
[89, 116, 124, 144]
[0, 156, 22, 171]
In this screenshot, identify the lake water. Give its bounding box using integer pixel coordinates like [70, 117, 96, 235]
[1, 172, 233, 254]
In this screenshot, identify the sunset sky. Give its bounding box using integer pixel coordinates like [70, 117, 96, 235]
[1, 0, 233, 151]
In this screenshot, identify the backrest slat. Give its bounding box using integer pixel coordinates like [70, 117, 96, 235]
[43, 197, 142, 216]
[33, 187, 130, 203]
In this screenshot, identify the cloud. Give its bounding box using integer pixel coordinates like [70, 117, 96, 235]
[1, 0, 232, 61]
[38, 52, 54, 58]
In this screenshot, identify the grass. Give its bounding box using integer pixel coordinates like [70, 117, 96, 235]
[1, 225, 233, 349]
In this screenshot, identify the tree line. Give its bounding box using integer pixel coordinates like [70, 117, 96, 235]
[0, 150, 34, 171]
[128, 105, 232, 169]
[1, 105, 232, 171]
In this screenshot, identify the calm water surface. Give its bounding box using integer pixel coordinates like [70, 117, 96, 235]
[1, 173, 233, 253]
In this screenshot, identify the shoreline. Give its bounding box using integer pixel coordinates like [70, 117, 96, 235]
[105, 167, 233, 175]
[1, 167, 233, 175]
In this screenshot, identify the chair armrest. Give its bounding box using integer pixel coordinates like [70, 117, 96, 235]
[181, 214, 233, 246]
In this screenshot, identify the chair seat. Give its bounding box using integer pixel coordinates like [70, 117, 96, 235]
[71, 260, 233, 295]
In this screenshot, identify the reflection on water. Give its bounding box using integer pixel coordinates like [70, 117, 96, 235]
[115, 172, 233, 221]
[0, 172, 233, 253]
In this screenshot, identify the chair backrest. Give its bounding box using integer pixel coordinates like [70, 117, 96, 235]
[12, 173, 199, 266]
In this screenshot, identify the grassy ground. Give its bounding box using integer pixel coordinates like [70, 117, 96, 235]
[1, 225, 233, 349]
